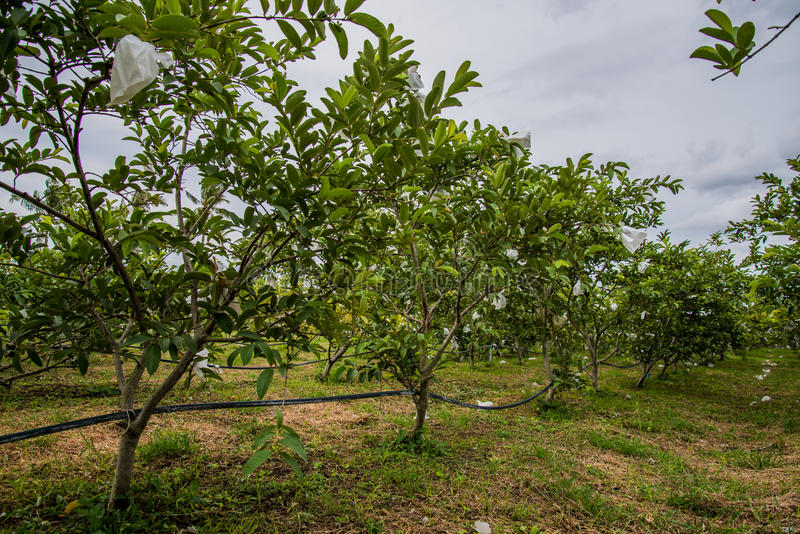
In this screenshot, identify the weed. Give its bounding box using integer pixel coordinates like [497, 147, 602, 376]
[138, 429, 200, 463]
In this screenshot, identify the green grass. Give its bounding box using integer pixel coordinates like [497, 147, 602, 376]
[137, 429, 200, 463]
[0, 350, 798, 532]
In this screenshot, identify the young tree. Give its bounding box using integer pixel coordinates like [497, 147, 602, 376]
[727, 155, 800, 349]
[621, 236, 746, 387]
[362, 123, 541, 437]
[0, 0, 420, 507]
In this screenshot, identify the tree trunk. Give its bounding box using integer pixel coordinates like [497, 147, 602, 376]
[320, 344, 350, 381]
[108, 428, 142, 508]
[513, 335, 525, 364]
[636, 362, 654, 388]
[591, 353, 599, 391]
[543, 339, 555, 402]
[410, 376, 431, 437]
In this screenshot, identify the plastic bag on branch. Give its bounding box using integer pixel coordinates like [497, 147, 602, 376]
[492, 293, 507, 310]
[407, 65, 424, 91]
[572, 280, 584, 296]
[509, 130, 531, 148]
[109, 35, 174, 105]
[620, 226, 647, 253]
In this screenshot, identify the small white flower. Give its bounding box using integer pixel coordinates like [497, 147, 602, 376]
[749, 401, 757, 406]
[499, 360, 507, 364]
[638, 261, 649, 274]
[641, 311, 647, 320]
[506, 248, 519, 261]
[762, 368, 771, 373]
[708, 363, 714, 368]
[492, 293, 507, 310]
[528, 357, 536, 360]
[609, 302, 618, 311]
[755, 375, 764, 380]
[472, 311, 481, 321]
[463, 325, 472, 334]
[532, 381, 540, 387]
[761, 395, 772, 402]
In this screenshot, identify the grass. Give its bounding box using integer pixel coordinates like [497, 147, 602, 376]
[0, 349, 799, 532]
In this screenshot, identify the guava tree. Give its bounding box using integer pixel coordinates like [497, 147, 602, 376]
[0, 0, 412, 508]
[621, 237, 746, 386]
[360, 120, 542, 437]
[727, 155, 800, 350]
[501, 154, 679, 397]
[559, 160, 681, 390]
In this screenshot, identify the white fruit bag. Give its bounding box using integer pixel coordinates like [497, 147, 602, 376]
[109, 35, 173, 105]
[620, 226, 647, 253]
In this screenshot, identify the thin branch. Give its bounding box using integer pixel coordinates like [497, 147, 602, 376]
[0, 262, 82, 283]
[0, 181, 97, 238]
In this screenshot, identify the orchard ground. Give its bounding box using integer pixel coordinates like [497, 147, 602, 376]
[1, 349, 798, 533]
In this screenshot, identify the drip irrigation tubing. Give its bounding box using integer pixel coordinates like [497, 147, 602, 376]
[0, 358, 643, 445]
[0, 390, 415, 445]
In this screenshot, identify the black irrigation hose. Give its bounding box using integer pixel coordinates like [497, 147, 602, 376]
[0, 358, 644, 445]
[0, 390, 416, 445]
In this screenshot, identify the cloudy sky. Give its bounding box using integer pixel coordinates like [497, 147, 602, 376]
[2, 1, 798, 257]
[288, 0, 800, 253]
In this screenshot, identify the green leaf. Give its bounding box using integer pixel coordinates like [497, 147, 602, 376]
[435, 264, 459, 277]
[145, 343, 161, 375]
[326, 187, 352, 200]
[585, 244, 607, 255]
[705, 9, 733, 32]
[97, 27, 131, 39]
[214, 312, 234, 334]
[344, 0, 366, 16]
[329, 207, 348, 220]
[279, 434, 307, 460]
[242, 449, 273, 477]
[699, 26, 736, 46]
[690, 45, 722, 63]
[737, 21, 755, 50]
[77, 352, 89, 375]
[122, 332, 154, 347]
[257, 368, 274, 399]
[349, 12, 385, 38]
[329, 22, 347, 59]
[259, 0, 270, 13]
[151, 14, 200, 37]
[277, 20, 302, 48]
[279, 451, 304, 479]
[27, 347, 42, 367]
[166, 0, 181, 15]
